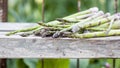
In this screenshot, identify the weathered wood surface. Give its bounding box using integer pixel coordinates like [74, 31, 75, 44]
[0, 23, 120, 58]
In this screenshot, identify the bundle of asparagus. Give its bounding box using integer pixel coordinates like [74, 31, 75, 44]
[6, 7, 120, 38]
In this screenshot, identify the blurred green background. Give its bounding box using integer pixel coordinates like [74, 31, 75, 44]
[7, 0, 120, 68]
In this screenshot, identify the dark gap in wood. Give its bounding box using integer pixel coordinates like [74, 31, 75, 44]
[0, 59, 7, 68]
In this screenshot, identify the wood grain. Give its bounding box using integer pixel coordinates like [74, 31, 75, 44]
[0, 23, 120, 58]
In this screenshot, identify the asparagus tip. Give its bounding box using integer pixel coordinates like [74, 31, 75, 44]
[52, 31, 62, 38]
[71, 24, 81, 33]
[106, 13, 111, 16]
[90, 7, 99, 13]
[98, 11, 104, 15]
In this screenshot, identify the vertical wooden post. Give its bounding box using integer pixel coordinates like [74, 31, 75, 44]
[0, 0, 7, 68]
[0, 59, 7, 68]
[2, 0, 8, 22]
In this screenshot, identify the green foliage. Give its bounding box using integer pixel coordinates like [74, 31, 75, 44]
[23, 59, 39, 68]
[7, 59, 28, 68]
[70, 59, 89, 68]
[8, 0, 118, 22]
[7, 59, 69, 68]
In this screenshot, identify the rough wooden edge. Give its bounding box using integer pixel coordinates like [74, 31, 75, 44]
[0, 36, 120, 58]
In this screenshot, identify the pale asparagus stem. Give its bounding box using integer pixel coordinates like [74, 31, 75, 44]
[20, 27, 44, 37]
[38, 22, 73, 28]
[57, 13, 110, 25]
[52, 11, 104, 38]
[78, 11, 104, 23]
[56, 18, 79, 23]
[47, 7, 99, 25]
[105, 18, 115, 34]
[6, 7, 98, 36]
[65, 7, 99, 18]
[87, 27, 106, 31]
[87, 19, 120, 31]
[64, 29, 120, 38]
[57, 13, 95, 22]
[72, 13, 120, 33]
[90, 13, 110, 22]
[6, 25, 41, 36]
[21, 27, 64, 37]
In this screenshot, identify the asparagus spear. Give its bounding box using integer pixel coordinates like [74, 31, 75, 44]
[64, 7, 99, 18]
[72, 13, 120, 33]
[6, 25, 41, 36]
[56, 13, 95, 23]
[90, 13, 110, 22]
[53, 11, 104, 38]
[87, 20, 120, 31]
[47, 7, 99, 26]
[6, 7, 99, 36]
[20, 27, 64, 37]
[63, 29, 120, 38]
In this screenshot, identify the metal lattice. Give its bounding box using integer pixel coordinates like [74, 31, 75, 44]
[0, 0, 7, 22]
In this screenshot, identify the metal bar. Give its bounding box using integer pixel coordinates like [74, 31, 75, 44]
[42, 0, 45, 22]
[41, 59, 44, 68]
[114, 0, 118, 13]
[77, 59, 79, 68]
[113, 0, 118, 68]
[0, 59, 7, 68]
[77, 0, 81, 12]
[113, 59, 116, 68]
[2, 0, 8, 22]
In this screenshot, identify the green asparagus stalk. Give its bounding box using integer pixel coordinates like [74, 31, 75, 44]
[6, 25, 41, 36]
[6, 7, 99, 36]
[56, 13, 94, 22]
[87, 19, 120, 31]
[47, 7, 99, 26]
[20, 27, 64, 37]
[90, 13, 110, 22]
[72, 13, 120, 33]
[63, 29, 120, 38]
[38, 22, 73, 28]
[52, 11, 105, 38]
[64, 7, 99, 18]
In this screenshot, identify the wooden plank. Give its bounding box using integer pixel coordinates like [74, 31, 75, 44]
[0, 36, 120, 58]
[0, 23, 120, 58]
